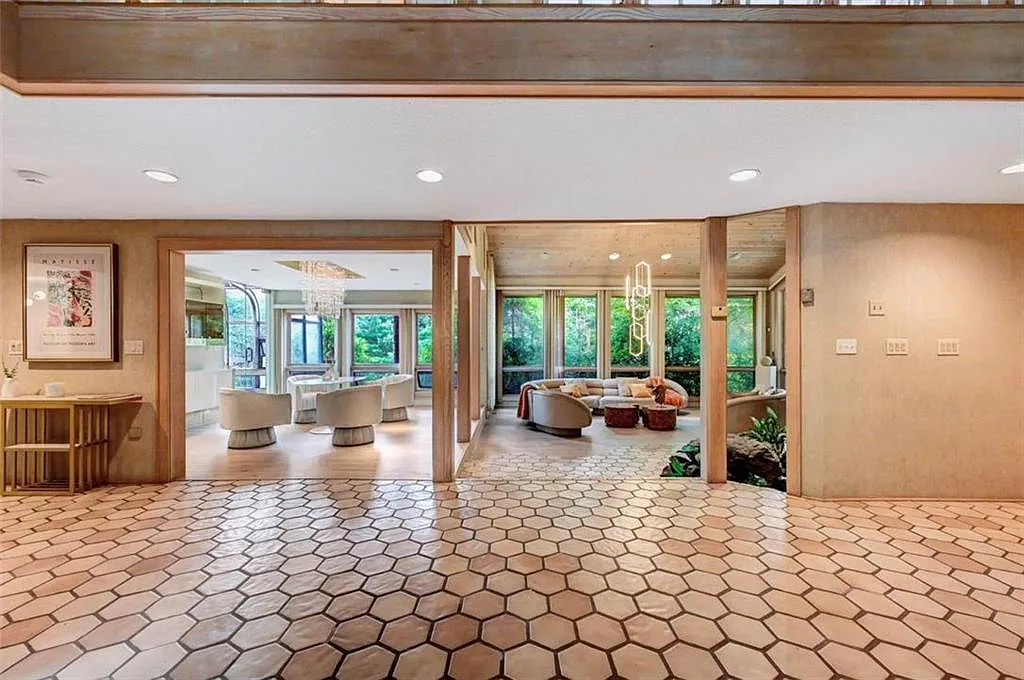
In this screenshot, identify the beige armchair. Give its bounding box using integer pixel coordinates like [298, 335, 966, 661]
[727, 391, 787, 434]
[376, 374, 416, 422]
[219, 389, 291, 449]
[528, 390, 593, 437]
[316, 384, 383, 446]
[287, 376, 342, 424]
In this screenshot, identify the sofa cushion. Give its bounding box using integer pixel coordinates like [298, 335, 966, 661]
[628, 383, 653, 399]
[560, 384, 587, 398]
[580, 395, 602, 410]
[616, 378, 645, 397]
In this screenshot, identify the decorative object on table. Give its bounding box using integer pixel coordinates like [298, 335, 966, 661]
[23, 243, 118, 362]
[1, 358, 20, 398]
[760, 355, 778, 389]
[316, 384, 383, 446]
[276, 259, 363, 317]
[623, 259, 652, 357]
[604, 403, 640, 428]
[43, 383, 66, 398]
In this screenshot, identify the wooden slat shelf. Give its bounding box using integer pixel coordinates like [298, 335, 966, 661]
[1, 394, 142, 496]
[4, 443, 71, 452]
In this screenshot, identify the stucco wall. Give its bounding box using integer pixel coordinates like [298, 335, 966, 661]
[0, 220, 441, 483]
[800, 203, 1024, 499]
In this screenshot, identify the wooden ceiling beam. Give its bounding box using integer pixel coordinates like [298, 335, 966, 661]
[2, 4, 1021, 98]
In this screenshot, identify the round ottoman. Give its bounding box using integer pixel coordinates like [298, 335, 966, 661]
[643, 405, 677, 431]
[604, 404, 639, 428]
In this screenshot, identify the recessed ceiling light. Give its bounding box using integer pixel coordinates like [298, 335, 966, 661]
[728, 168, 761, 183]
[540, 252, 551, 260]
[413, 282, 423, 287]
[730, 252, 743, 261]
[999, 162, 1024, 175]
[608, 252, 621, 261]
[660, 253, 672, 261]
[143, 169, 179, 183]
[416, 169, 444, 183]
[389, 267, 401, 272]
[250, 268, 261, 272]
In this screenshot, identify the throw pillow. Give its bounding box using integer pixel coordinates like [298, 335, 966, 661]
[663, 389, 685, 408]
[616, 378, 642, 397]
[628, 383, 652, 399]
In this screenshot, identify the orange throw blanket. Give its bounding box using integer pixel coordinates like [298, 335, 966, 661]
[517, 384, 536, 420]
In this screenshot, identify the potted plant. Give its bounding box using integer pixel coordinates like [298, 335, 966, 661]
[1, 358, 20, 398]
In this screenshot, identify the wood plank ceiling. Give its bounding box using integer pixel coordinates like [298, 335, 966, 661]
[480, 209, 786, 287]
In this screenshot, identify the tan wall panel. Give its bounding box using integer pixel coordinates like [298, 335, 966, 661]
[0, 219, 442, 483]
[800, 203, 1024, 499]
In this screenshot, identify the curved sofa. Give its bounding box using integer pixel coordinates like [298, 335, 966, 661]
[528, 390, 593, 437]
[726, 390, 787, 434]
[521, 377, 689, 413]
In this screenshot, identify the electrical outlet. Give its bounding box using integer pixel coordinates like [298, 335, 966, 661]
[835, 339, 858, 355]
[7, 340, 23, 356]
[886, 338, 909, 355]
[868, 300, 886, 316]
[127, 426, 143, 441]
[124, 340, 144, 356]
[937, 338, 960, 356]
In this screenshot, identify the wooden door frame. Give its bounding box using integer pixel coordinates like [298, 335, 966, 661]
[157, 232, 455, 483]
[784, 206, 802, 496]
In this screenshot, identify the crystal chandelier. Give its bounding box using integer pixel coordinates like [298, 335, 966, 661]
[301, 260, 347, 317]
[624, 260, 652, 357]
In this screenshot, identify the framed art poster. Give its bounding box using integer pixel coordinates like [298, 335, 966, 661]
[23, 243, 118, 362]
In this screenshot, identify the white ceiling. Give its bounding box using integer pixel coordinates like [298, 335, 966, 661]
[185, 251, 432, 291]
[1, 91, 1021, 220]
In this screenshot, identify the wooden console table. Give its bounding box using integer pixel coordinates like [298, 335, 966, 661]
[0, 394, 142, 496]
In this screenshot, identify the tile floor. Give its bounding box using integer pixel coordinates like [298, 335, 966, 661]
[1, 479, 1022, 680]
[458, 408, 701, 479]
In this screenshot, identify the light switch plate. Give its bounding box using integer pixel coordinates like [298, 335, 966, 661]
[7, 340, 23, 356]
[835, 339, 858, 355]
[869, 300, 886, 316]
[124, 340, 144, 356]
[886, 338, 909, 355]
[937, 338, 960, 356]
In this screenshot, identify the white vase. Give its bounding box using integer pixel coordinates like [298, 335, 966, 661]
[1, 378, 18, 398]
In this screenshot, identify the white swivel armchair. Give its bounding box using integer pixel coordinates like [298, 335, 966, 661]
[377, 374, 416, 422]
[219, 389, 291, 449]
[316, 384, 383, 447]
[287, 376, 342, 424]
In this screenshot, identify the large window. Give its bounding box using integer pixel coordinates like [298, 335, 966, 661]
[416, 312, 432, 390]
[610, 296, 649, 378]
[663, 294, 757, 396]
[726, 296, 756, 392]
[352, 313, 400, 381]
[225, 285, 268, 390]
[562, 296, 597, 378]
[502, 295, 544, 395]
[664, 295, 702, 397]
[289, 314, 336, 367]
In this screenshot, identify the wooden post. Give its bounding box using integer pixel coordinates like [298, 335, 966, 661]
[433, 225, 456, 481]
[784, 206, 802, 496]
[700, 217, 728, 484]
[470, 276, 482, 418]
[457, 256, 472, 443]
